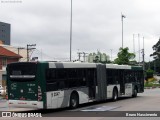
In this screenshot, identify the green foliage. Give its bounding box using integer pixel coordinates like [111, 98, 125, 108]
[145, 60, 160, 73]
[114, 47, 135, 65]
[150, 38, 160, 59]
[93, 56, 99, 63]
[146, 69, 154, 79]
[144, 82, 160, 87]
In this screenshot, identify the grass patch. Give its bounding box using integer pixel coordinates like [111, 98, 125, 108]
[144, 82, 160, 87]
[144, 77, 160, 87]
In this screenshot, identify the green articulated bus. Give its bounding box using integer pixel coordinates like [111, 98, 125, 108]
[7, 62, 144, 109]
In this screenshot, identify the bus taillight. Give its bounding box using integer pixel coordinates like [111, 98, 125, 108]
[38, 86, 42, 101]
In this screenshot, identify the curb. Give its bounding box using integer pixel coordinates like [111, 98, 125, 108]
[144, 86, 160, 89]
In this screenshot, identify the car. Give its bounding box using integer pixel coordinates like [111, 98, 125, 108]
[0, 85, 2, 89]
[0, 87, 6, 96]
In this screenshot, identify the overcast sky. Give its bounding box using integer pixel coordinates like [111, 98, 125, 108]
[0, 0, 159, 62]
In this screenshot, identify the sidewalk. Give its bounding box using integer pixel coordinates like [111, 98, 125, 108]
[0, 96, 5, 99]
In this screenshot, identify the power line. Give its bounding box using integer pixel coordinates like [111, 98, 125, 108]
[35, 49, 69, 61]
[17, 47, 25, 55]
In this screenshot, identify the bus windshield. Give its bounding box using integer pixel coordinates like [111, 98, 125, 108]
[8, 63, 37, 81]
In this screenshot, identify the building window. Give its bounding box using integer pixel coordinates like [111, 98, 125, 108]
[2, 58, 7, 67]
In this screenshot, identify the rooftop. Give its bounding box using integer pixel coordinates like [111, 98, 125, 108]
[0, 46, 22, 58]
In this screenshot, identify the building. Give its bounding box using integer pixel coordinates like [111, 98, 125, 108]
[0, 22, 10, 45]
[88, 51, 110, 63]
[0, 46, 22, 87]
[0, 44, 27, 62]
[0, 46, 22, 69]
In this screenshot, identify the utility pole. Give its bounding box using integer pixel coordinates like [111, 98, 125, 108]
[142, 37, 145, 71]
[138, 34, 140, 65]
[142, 49, 145, 71]
[17, 47, 25, 55]
[133, 34, 135, 55]
[27, 44, 36, 62]
[77, 52, 82, 61]
[121, 13, 126, 48]
[83, 52, 88, 62]
[70, 0, 72, 61]
[110, 49, 112, 61]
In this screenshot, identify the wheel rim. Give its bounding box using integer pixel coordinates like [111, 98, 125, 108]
[70, 94, 78, 108]
[71, 98, 77, 107]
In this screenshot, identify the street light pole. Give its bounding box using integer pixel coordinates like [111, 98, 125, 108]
[121, 13, 126, 48]
[110, 49, 112, 61]
[142, 37, 145, 71]
[133, 34, 135, 54]
[70, 0, 72, 61]
[138, 34, 140, 65]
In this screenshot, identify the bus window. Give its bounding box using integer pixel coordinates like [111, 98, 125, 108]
[46, 69, 58, 91]
[114, 69, 119, 84]
[8, 63, 36, 81]
[58, 81, 65, 89]
[107, 69, 113, 84]
[77, 69, 87, 86]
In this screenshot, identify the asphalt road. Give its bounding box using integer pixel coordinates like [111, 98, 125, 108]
[0, 88, 160, 120]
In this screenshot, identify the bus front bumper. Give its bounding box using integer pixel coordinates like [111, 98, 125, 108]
[8, 100, 44, 109]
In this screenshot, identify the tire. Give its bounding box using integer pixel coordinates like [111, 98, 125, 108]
[132, 88, 137, 98]
[70, 93, 79, 109]
[112, 89, 118, 101]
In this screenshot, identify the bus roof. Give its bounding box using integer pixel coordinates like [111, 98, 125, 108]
[106, 64, 131, 69]
[8, 61, 143, 70]
[106, 64, 143, 70]
[48, 62, 97, 68]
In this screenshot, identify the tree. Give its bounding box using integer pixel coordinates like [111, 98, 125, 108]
[150, 38, 160, 73]
[114, 47, 135, 65]
[145, 60, 160, 73]
[93, 56, 99, 63]
[150, 38, 160, 59]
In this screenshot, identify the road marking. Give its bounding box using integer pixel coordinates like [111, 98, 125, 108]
[70, 105, 121, 111]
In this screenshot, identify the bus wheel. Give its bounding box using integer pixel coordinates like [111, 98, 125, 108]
[132, 88, 137, 98]
[70, 93, 79, 109]
[112, 89, 118, 101]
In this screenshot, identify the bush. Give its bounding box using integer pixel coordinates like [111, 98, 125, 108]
[144, 81, 160, 87]
[146, 69, 154, 79]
